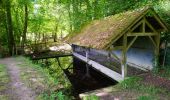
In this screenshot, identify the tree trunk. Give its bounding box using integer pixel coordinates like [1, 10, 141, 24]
[5, 0, 15, 56]
[53, 32, 57, 42]
[53, 24, 58, 42]
[21, 4, 28, 54]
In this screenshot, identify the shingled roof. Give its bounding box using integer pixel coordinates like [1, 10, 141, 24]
[68, 7, 167, 50]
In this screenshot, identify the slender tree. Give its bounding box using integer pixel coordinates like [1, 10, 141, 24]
[5, 0, 15, 56]
[21, 4, 28, 54]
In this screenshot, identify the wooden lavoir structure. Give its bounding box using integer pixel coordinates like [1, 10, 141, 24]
[68, 7, 168, 82]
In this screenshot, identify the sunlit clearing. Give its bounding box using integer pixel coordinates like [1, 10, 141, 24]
[49, 44, 71, 51]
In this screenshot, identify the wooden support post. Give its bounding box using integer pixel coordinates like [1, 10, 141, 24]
[145, 18, 160, 67]
[148, 36, 157, 48]
[85, 49, 90, 77]
[154, 33, 160, 67]
[121, 34, 127, 79]
[142, 18, 146, 33]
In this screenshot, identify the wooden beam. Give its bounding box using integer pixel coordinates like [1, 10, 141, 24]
[32, 54, 72, 60]
[129, 20, 143, 33]
[143, 18, 146, 33]
[148, 36, 157, 48]
[145, 18, 158, 34]
[127, 32, 156, 36]
[73, 52, 123, 82]
[151, 10, 168, 31]
[126, 36, 138, 51]
[110, 52, 120, 61]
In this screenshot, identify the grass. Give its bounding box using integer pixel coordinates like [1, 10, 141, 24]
[0, 64, 10, 100]
[118, 77, 170, 100]
[16, 56, 73, 100]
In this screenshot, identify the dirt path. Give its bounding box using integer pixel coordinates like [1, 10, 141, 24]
[0, 57, 36, 100]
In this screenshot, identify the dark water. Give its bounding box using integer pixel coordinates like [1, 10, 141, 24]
[36, 56, 117, 99]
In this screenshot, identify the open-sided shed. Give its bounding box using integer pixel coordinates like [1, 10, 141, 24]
[68, 7, 168, 82]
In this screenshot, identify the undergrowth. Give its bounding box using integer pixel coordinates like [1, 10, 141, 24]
[153, 65, 170, 80]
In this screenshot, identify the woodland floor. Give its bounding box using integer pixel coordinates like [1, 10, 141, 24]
[0, 58, 36, 100]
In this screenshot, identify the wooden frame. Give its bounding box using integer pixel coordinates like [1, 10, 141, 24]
[119, 14, 161, 78]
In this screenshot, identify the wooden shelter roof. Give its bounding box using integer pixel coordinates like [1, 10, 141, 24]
[68, 7, 168, 50]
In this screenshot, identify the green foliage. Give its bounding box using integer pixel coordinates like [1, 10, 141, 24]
[82, 95, 99, 100]
[120, 77, 142, 89]
[40, 91, 69, 100]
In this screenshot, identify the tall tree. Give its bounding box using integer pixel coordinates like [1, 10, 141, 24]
[21, 4, 28, 54]
[5, 0, 15, 56]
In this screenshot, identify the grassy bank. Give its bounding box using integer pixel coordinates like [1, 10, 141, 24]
[81, 77, 170, 100]
[16, 56, 73, 100]
[118, 77, 170, 100]
[0, 64, 10, 100]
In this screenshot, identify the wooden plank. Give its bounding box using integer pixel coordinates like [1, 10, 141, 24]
[73, 52, 123, 82]
[127, 32, 156, 36]
[32, 54, 72, 60]
[126, 36, 138, 51]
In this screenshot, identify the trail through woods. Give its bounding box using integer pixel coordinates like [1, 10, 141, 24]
[0, 58, 36, 100]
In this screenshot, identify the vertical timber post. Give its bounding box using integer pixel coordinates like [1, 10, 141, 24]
[85, 48, 90, 77]
[155, 33, 160, 67]
[121, 34, 127, 79]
